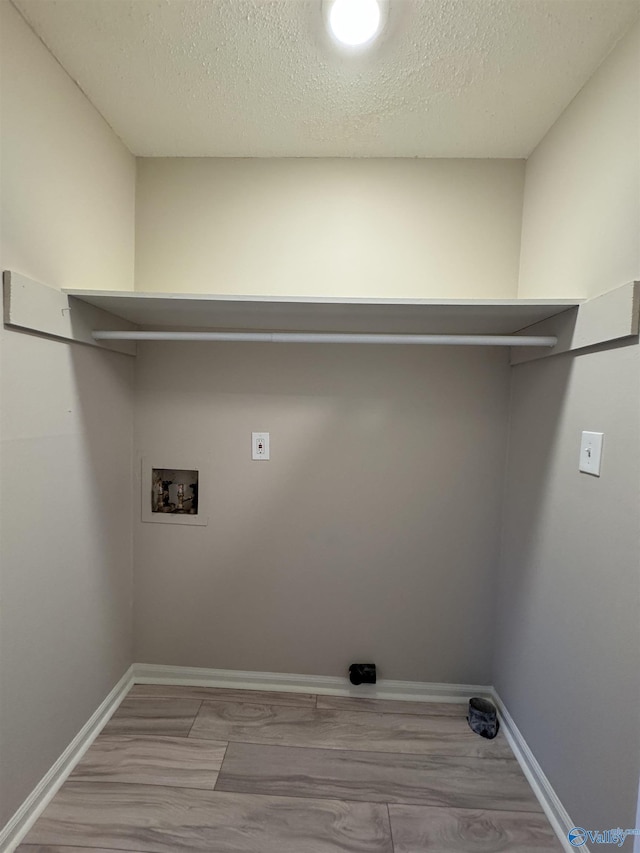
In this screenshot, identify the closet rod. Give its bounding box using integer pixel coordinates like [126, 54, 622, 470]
[92, 331, 557, 347]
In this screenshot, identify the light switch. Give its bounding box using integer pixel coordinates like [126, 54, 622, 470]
[579, 431, 603, 476]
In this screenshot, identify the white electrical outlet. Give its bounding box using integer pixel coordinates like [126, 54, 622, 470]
[579, 431, 604, 476]
[252, 432, 270, 460]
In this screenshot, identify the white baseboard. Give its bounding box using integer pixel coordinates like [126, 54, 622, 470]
[132, 663, 491, 704]
[0, 665, 134, 853]
[491, 689, 583, 853]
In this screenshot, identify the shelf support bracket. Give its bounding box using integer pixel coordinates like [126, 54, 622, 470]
[3, 271, 138, 356]
[511, 281, 640, 364]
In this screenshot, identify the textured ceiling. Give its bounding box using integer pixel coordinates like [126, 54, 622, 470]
[13, 0, 640, 157]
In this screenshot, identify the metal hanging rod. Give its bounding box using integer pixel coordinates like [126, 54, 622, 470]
[92, 331, 557, 347]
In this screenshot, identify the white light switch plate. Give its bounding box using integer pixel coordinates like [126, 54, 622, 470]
[579, 431, 604, 476]
[252, 432, 270, 460]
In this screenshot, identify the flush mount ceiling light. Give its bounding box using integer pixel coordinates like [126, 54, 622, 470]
[324, 0, 385, 48]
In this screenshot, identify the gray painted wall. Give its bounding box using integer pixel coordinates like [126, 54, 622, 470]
[0, 0, 136, 827]
[133, 341, 510, 683]
[0, 330, 135, 827]
[494, 343, 640, 828]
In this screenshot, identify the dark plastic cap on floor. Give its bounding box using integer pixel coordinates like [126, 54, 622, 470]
[467, 697, 499, 739]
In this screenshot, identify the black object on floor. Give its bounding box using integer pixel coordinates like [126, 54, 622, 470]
[349, 664, 377, 685]
[467, 697, 499, 739]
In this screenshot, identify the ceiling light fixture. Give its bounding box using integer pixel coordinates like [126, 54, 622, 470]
[325, 0, 385, 48]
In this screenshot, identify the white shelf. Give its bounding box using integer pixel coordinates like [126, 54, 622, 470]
[6, 273, 637, 361]
[64, 290, 581, 336]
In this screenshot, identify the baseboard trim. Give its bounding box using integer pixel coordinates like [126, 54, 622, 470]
[0, 665, 134, 853]
[132, 663, 491, 704]
[491, 689, 583, 853]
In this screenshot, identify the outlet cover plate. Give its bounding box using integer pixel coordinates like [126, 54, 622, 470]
[252, 432, 270, 460]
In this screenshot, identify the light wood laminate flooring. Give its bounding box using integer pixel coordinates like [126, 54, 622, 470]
[19, 686, 563, 852]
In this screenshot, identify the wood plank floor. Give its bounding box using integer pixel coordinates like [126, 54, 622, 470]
[19, 686, 563, 853]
